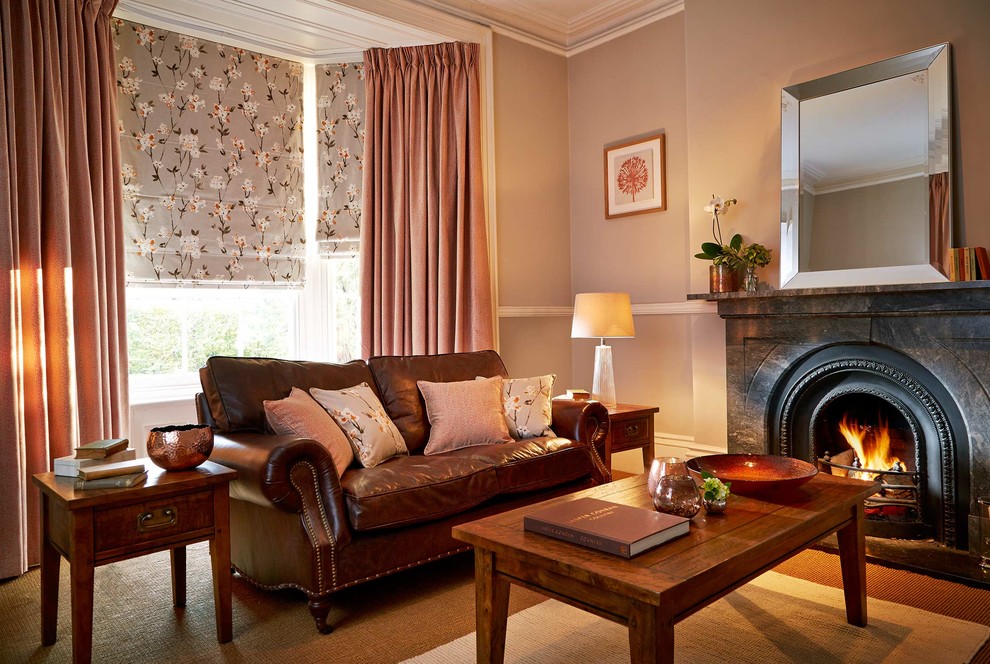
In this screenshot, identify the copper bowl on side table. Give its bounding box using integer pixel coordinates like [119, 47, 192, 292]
[146, 423, 214, 471]
[686, 454, 818, 495]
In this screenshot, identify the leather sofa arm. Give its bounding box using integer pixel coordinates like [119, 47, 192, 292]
[210, 432, 352, 548]
[551, 399, 611, 483]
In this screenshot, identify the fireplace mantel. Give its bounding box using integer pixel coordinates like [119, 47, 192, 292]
[687, 281, 990, 318]
[699, 278, 990, 558]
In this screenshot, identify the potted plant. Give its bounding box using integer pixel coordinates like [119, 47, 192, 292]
[700, 471, 731, 514]
[695, 195, 741, 292]
[695, 195, 773, 293]
[739, 242, 772, 292]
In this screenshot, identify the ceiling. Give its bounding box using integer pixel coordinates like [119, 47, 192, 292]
[115, 0, 684, 60]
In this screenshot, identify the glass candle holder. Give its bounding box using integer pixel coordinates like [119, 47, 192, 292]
[652, 459, 701, 519]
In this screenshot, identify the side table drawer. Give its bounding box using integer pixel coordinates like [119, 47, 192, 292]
[94, 489, 214, 554]
[611, 416, 651, 451]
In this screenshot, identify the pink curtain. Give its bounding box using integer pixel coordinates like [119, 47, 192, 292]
[0, 0, 128, 578]
[360, 42, 494, 357]
[929, 172, 950, 275]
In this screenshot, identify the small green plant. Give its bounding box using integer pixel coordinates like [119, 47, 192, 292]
[700, 471, 731, 502]
[740, 242, 772, 269]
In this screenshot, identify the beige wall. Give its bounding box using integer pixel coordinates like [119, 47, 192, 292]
[491, 34, 573, 389]
[567, 15, 695, 471]
[685, 0, 990, 290]
[683, 0, 990, 448]
[492, 34, 572, 308]
[491, 0, 990, 461]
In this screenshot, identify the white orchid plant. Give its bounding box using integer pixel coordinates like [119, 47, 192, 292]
[694, 195, 773, 270]
[695, 194, 742, 266]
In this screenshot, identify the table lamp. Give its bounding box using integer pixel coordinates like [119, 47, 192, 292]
[570, 292, 635, 408]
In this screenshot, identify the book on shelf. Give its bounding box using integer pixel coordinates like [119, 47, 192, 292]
[54, 448, 137, 477]
[74, 437, 129, 459]
[977, 247, 990, 280]
[523, 496, 690, 558]
[74, 471, 148, 490]
[76, 459, 146, 480]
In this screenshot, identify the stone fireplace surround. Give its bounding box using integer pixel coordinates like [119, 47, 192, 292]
[690, 282, 990, 561]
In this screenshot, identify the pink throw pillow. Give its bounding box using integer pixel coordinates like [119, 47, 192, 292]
[418, 376, 513, 455]
[264, 387, 354, 478]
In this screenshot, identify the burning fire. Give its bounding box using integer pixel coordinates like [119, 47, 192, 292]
[837, 413, 904, 480]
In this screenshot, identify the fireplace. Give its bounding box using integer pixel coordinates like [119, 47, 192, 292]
[692, 282, 990, 566]
[767, 343, 967, 546]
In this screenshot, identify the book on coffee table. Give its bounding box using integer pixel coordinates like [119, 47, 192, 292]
[524, 496, 690, 558]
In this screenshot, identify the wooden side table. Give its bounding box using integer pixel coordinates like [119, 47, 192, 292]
[606, 404, 659, 474]
[33, 460, 237, 664]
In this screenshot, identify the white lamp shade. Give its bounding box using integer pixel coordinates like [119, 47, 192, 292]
[571, 292, 635, 339]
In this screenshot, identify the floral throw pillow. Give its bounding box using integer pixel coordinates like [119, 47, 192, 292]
[497, 374, 556, 440]
[309, 383, 408, 468]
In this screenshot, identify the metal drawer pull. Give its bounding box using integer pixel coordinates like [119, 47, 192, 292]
[137, 507, 177, 532]
[624, 424, 640, 437]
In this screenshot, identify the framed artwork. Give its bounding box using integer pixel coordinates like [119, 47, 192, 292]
[603, 133, 666, 219]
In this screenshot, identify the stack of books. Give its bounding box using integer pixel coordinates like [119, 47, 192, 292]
[54, 438, 148, 489]
[948, 247, 990, 281]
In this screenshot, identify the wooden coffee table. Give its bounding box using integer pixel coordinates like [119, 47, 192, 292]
[453, 472, 877, 664]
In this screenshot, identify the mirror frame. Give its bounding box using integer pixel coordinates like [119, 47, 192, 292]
[780, 43, 951, 289]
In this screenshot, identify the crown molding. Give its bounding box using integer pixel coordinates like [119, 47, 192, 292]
[115, 0, 483, 63]
[410, 0, 683, 57]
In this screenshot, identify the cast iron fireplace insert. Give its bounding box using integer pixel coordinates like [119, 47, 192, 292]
[690, 281, 990, 575]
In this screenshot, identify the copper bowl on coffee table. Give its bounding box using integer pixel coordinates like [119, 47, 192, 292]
[686, 454, 818, 495]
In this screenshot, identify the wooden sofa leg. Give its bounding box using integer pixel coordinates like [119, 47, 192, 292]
[308, 596, 334, 634]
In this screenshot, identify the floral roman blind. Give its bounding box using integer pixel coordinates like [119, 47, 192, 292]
[114, 20, 306, 286]
[316, 63, 365, 258]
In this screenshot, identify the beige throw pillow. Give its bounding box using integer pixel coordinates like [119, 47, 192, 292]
[309, 383, 408, 468]
[499, 374, 556, 439]
[263, 387, 354, 478]
[418, 376, 513, 455]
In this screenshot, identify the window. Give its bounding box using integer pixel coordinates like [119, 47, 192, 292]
[127, 288, 297, 376]
[117, 21, 364, 403]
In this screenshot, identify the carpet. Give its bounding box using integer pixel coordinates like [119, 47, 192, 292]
[2, 543, 989, 663]
[406, 571, 990, 664]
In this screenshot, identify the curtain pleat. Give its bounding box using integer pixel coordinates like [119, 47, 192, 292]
[929, 172, 950, 275]
[360, 42, 494, 357]
[0, 0, 128, 579]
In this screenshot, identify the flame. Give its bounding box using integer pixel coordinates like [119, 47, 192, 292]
[837, 412, 903, 479]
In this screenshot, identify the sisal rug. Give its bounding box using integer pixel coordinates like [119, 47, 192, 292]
[406, 571, 990, 664]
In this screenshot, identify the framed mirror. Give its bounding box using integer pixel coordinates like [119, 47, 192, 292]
[780, 43, 951, 289]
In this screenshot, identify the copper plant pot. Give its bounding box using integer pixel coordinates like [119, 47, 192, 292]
[146, 424, 214, 471]
[709, 264, 738, 293]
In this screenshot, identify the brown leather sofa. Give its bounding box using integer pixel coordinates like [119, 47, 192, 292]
[196, 350, 610, 633]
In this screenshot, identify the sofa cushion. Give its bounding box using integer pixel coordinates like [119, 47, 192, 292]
[444, 437, 593, 494]
[263, 387, 354, 478]
[340, 455, 499, 531]
[310, 383, 408, 468]
[419, 376, 513, 455]
[200, 356, 376, 433]
[498, 374, 556, 439]
[368, 350, 508, 454]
